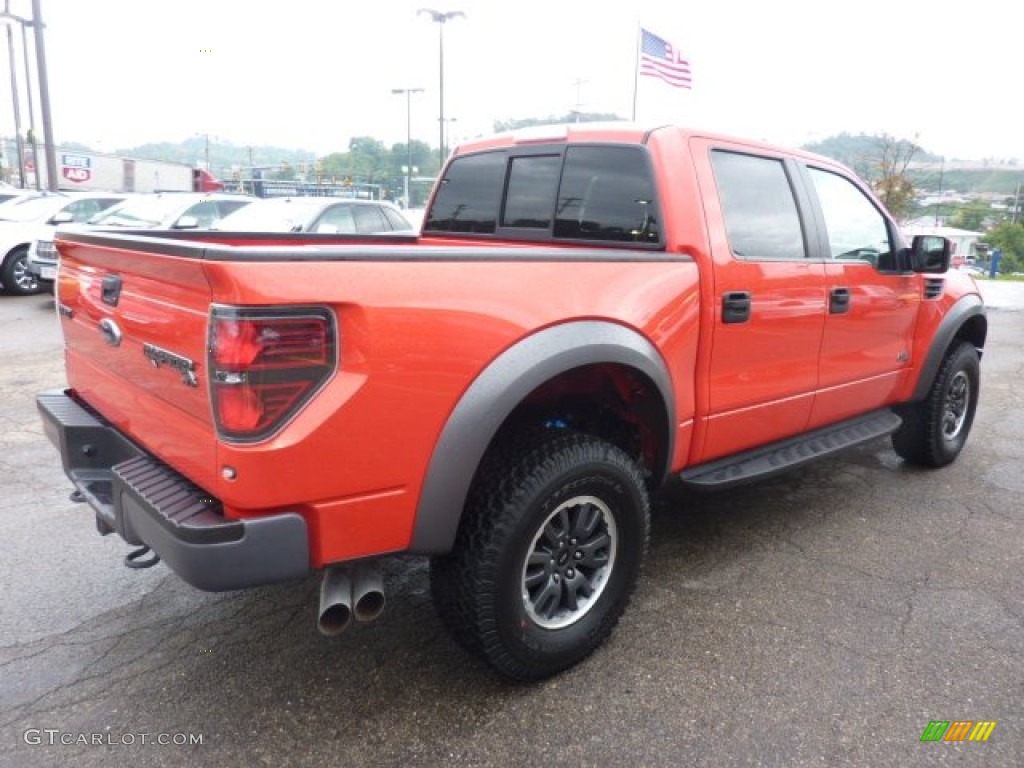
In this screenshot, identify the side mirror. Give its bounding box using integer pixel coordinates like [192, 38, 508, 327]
[909, 235, 951, 273]
[173, 215, 199, 230]
[49, 211, 74, 225]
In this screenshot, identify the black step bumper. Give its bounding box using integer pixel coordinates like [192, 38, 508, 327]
[37, 389, 310, 591]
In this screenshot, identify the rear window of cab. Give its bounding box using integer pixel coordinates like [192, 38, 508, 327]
[423, 145, 662, 246]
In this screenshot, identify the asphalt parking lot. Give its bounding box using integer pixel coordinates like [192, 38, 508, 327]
[1, 283, 1022, 767]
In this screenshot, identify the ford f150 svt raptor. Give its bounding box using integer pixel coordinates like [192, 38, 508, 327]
[38, 123, 986, 680]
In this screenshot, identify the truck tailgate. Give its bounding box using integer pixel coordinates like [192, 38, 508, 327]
[56, 232, 218, 490]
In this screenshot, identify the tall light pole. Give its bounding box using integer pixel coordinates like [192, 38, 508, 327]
[392, 87, 423, 208]
[417, 8, 464, 167]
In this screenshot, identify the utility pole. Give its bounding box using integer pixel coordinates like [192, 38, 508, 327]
[934, 157, 945, 227]
[5, 2, 25, 188]
[20, 19, 39, 189]
[31, 0, 57, 191]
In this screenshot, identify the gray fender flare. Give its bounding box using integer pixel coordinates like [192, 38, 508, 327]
[910, 294, 987, 401]
[408, 320, 675, 554]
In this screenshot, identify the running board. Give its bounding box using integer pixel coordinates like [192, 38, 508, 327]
[679, 409, 902, 491]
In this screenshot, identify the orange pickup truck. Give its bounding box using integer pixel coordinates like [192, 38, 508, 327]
[38, 124, 986, 680]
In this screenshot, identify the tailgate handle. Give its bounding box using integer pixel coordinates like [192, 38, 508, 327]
[101, 275, 123, 307]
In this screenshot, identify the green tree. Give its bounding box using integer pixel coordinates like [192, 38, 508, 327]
[948, 201, 994, 231]
[982, 222, 1024, 273]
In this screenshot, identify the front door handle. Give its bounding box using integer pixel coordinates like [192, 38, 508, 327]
[722, 291, 751, 324]
[830, 286, 851, 314]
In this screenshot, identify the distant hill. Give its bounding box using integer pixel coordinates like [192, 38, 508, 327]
[802, 132, 1023, 195]
[62, 137, 319, 178]
[802, 132, 941, 173]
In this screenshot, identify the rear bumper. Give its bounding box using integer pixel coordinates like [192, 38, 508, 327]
[36, 389, 310, 591]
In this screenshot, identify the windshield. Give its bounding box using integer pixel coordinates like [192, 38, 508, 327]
[0, 195, 67, 222]
[213, 198, 325, 232]
[89, 195, 191, 227]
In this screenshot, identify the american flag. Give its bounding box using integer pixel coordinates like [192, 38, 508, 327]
[639, 28, 692, 89]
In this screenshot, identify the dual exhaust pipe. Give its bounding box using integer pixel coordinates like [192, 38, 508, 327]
[317, 561, 386, 636]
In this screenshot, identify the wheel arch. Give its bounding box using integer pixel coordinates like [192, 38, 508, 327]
[911, 295, 987, 402]
[2, 241, 30, 260]
[409, 320, 675, 555]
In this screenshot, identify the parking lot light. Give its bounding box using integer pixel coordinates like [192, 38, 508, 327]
[417, 8, 465, 167]
[392, 88, 424, 208]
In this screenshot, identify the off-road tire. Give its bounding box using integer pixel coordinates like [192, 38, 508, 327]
[430, 430, 649, 681]
[892, 341, 980, 467]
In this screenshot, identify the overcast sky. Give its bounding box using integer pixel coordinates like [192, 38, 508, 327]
[4, 0, 1018, 162]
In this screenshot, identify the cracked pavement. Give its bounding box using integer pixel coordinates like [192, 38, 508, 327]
[1, 285, 1021, 767]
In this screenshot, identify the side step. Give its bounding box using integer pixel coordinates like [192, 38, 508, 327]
[679, 409, 902, 491]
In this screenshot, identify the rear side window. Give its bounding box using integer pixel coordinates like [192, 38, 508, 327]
[711, 151, 806, 260]
[424, 152, 505, 233]
[218, 201, 250, 218]
[382, 207, 413, 230]
[554, 146, 658, 243]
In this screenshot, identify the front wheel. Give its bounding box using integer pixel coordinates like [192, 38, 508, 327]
[430, 431, 650, 681]
[892, 341, 980, 467]
[1, 246, 41, 296]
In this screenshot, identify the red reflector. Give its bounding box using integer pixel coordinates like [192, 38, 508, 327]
[215, 381, 310, 433]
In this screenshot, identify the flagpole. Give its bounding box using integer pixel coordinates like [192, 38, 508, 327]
[631, 22, 641, 122]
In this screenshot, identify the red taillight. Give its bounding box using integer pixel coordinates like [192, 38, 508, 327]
[209, 308, 336, 441]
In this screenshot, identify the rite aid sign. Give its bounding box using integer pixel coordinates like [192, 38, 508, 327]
[61, 153, 92, 183]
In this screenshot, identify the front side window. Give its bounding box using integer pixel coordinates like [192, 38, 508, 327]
[314, 204, 356, 233]
[64, 198, 105, 221]
[181, 201, 220, 228]
[554, 146, 659, 243]
[711, 150, 806, 261]
[808, 167, 893, 269]
[352, 205, 388, 234]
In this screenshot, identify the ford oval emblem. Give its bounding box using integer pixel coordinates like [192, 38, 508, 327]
[99, 318, 122, 347]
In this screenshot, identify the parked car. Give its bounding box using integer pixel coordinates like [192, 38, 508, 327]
[212, 196, 414, 234]
[26, 192, 254, 289]
[0, 192, 127, 295]
[83, 191, 253, 229]
[0, 189, 53, 207]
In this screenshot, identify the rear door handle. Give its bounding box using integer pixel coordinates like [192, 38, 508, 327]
[830, 287, 851, 314]
[722, 291, 751, 324]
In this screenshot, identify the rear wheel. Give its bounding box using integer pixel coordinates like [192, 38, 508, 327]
[892, 341, 980, 467]
[430, 431, 649, 681]
[1, 246, 40, 296]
